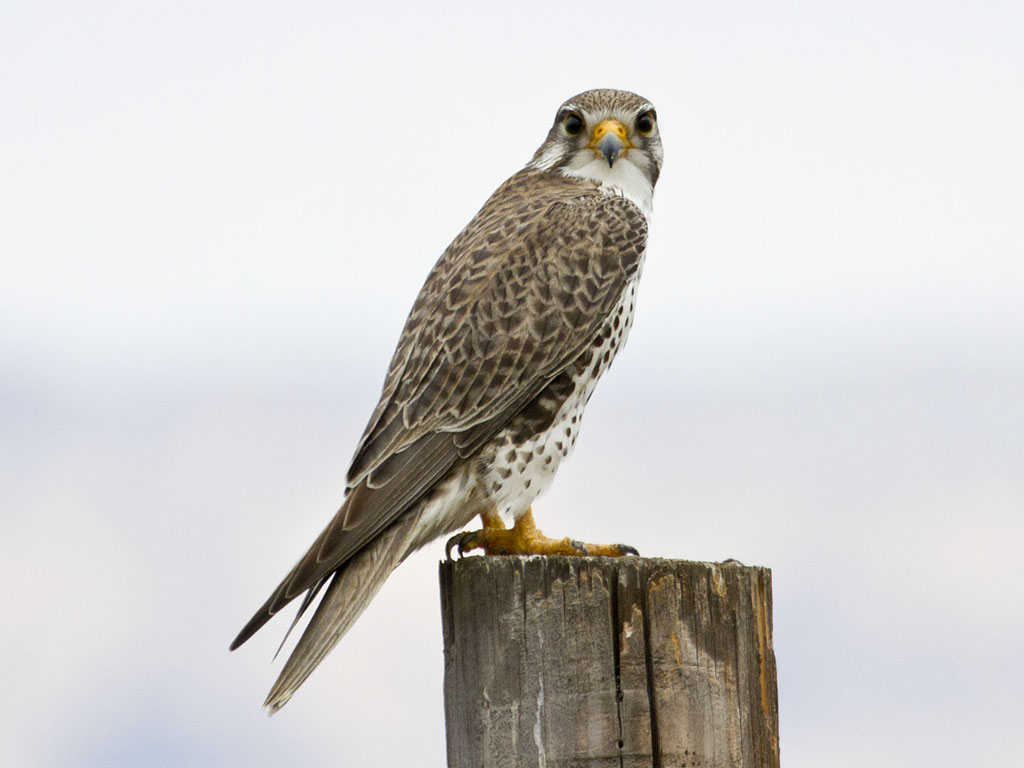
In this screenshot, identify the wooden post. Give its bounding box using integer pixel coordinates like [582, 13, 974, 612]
[439, 556, 779, 768]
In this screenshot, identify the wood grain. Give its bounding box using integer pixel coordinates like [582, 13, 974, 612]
[440, 557, 779, 768]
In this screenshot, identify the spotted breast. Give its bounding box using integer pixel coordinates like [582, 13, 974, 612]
[475, 262, 644, 524]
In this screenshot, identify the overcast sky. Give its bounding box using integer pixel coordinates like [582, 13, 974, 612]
[2, 1, 1022, 766]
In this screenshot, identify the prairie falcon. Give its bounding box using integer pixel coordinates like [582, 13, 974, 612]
[231, 89, 663, 711]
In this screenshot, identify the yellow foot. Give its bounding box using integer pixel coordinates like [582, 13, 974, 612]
[445, 508, 638, 559]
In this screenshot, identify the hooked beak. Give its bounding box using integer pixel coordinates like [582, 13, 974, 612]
[589, 119, 632, 167]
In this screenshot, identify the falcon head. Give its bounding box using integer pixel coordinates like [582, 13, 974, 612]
[529, 89, 663, 210]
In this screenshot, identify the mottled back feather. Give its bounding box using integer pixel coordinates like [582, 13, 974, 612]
[230, 170, 647, 651]
[349, 168, 647, 483]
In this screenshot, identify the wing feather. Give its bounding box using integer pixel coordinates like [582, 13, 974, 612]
[231, 168, 648, 653]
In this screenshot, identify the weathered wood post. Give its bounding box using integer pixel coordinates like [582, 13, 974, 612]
[439, 556, 779, 768]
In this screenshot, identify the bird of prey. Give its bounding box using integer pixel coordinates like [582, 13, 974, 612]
[231, 88, 664, 712]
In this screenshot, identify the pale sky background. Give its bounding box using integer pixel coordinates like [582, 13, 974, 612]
[2, 1, 1022, 766]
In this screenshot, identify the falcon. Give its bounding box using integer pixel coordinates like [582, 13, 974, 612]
[231, 88, 664, 711]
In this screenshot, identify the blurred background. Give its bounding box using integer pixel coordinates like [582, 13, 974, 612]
[2, 1, 1022, 765]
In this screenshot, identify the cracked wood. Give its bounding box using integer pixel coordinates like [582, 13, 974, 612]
[440, 556, 779, 768]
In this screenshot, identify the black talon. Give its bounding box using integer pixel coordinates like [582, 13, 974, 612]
[444, 534, 459, 560]
[569, 540, 589, 555]
[616, 544, 639, 556]
[445, 531, 476, 560]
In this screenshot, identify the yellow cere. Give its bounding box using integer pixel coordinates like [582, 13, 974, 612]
[590, 118, 632, 148]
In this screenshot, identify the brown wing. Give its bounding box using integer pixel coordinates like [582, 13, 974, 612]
[348, 169, 648, 481]
[230, 168, 647, 649]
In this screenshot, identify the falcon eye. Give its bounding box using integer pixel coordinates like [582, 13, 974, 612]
[563, 112, 584, 136]
[636, 111, 655, 135]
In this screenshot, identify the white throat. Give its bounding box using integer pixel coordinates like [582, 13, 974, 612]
[562, 156, 654, 215]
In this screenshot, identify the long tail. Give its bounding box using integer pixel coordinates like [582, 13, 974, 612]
[263, 511, 424, 713]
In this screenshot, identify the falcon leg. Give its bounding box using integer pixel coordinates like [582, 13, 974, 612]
[446, 508, 638, 559]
